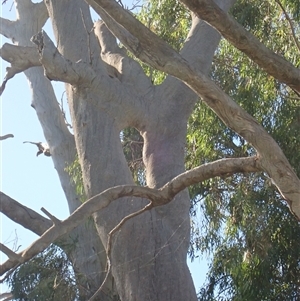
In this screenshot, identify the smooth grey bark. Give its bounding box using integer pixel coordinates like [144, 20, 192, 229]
[42, 0, 235, 300]
[0, 157, 260, 277]
[0, 192, 52, 234]
[89, 0, 300, 219]
[180, 0, 300, 94]
[0, 1, 112, 299]
[0, 0, 238, 299]
[2, 0, 299, 299]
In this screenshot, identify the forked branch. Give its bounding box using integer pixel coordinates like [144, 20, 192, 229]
[0, 156, 260, 277]
[87, 0, 300, 219]
[179, 0, 300, 93]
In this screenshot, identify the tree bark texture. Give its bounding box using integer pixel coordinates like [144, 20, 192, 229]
[42, 0, 236, 299]
[2, 0, 299, 300]
[0, 0, 114, 299]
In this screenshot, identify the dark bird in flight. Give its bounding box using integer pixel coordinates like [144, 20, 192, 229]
[23, 141, 51, 157]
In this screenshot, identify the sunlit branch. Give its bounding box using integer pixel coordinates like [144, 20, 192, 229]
[179, 0, 300, 94]
[0, 156, 260, 277]
[30, 31, 97, 85]
[87, 0, 300, 219]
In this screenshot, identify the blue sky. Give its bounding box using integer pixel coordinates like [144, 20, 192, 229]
[0, 0, 208, 296]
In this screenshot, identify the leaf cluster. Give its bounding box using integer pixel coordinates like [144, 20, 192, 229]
[118, 0, 300, 298]
[121, 127, 145, 185]
[65, 155, 86, 203]
[186, 0, 300, 299]
[7, 244, 78, 301]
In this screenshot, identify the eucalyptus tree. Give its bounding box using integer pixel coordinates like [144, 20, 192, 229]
[1, 0, 299, 300]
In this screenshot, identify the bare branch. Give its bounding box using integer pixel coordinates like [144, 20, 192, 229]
[0, 243, 21, 261]
[87, 0, 300, 218]
[87, 0, 188, 74]
[0, 192, 52, 236]
[0, 134, 13, 141]
[0, 156, 260, 276]
[0, 17, 16, 41]
[0, 44, 41, 67]
[179, 0, 300, 94]
[30, 31, 97, 85]
[0, 43, 41, 94]
[40, 208, 61, 225]
[94, 19, 152, 91]
[274, 0, 300, 53]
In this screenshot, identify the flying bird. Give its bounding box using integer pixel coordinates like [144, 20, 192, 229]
[23, 141, 51, 157]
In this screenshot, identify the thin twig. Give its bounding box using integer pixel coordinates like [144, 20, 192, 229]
[275, 0, 300, 53]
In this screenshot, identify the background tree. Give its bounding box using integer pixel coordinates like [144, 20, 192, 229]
[1, 0, 299, 300]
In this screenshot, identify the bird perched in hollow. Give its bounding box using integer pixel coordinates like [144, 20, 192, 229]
[23, 141, 51, 157]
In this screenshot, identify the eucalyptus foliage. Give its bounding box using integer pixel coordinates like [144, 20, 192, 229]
[135, 0, 300, 299]
[7, 244, 78, 301]
[6, 0, 300, 299]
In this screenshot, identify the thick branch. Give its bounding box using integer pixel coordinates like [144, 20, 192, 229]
[0, 44, 41, 94]
[0, 17, 16, 41]
[94, 20, 152, 93]
[0, 43, 41, 68]
[0, 156, 260, 275]
[1, 3, 110, 296]
[30, 31, 97, 85]
[87, 0, 300, 219]
[0, 192, 52, 236]
[0, 243, 21, 261]
[87, 0, 189, 73]
[179, 0, 300, 94]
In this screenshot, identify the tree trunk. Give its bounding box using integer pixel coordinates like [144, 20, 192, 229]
[2, 0, 235, 299]
[44, 0, 235, 299]
[1, 1, 114, 299]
